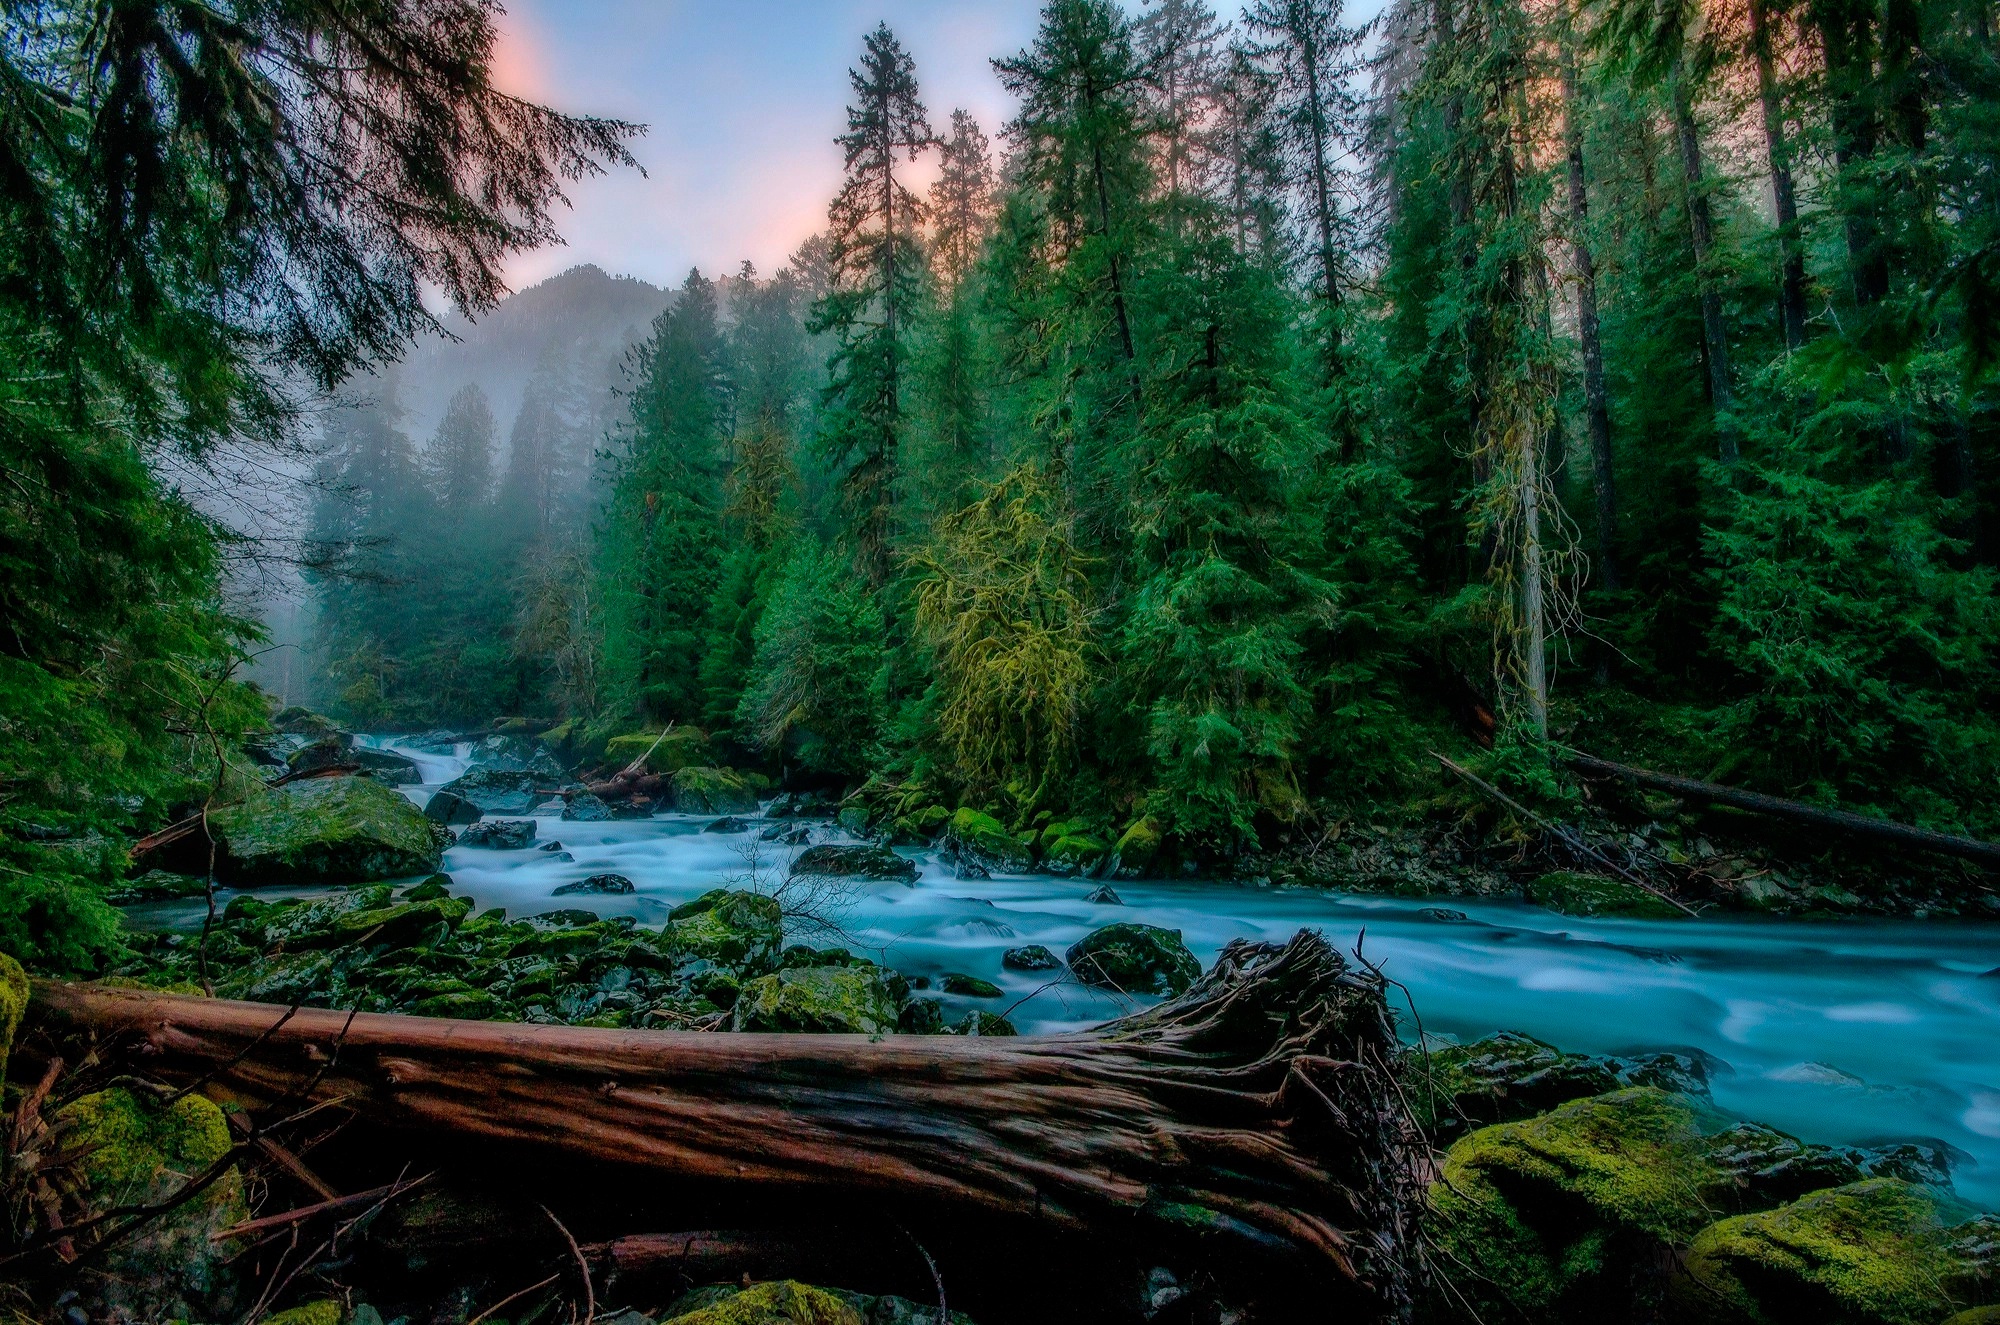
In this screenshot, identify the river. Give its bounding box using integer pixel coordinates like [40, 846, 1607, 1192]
[344, 738, 2000, 1206]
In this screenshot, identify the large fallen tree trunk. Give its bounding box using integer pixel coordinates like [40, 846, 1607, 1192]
[1567, 752, 2000, 868]
[27, 932, 1421, 1316]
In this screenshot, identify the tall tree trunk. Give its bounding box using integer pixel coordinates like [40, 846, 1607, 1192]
[1299, 18, 1345, 375]
[1814, 0, 1891, 304]
[1558, 22, 1619, 591]
[1671, 69, 1737, 460]
[1521, 415, 1549, 738]
[1749, 0, 1810, 350]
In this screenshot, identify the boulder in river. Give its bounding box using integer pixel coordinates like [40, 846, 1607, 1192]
[669, 766, 759, 815]
[553, 873, 636, 896]
[731, 964, 904, 1035]
[940, 972, 1002, 998]
[423, 790, 480, 826]
[212, 776, 441, 886]
[272, 706, 346, 741]
[287, 737, 420, 785]
[438, 768, 544, 815]
[790, 843, 919, 883]
[1084, 884, 1124, 905]
[668, 889, 784, 972]
[946, 807, 1031, 871]
[602, 727, 711, 774]
[560, 793, 613, 822]
[458, 819, 537, 850]
[949, 1010, 1018, 1036]
[1002, 944, 1063, 972]
[1066, 923, 1202, 996]
[1411, 1031, 1711, 1136]
[703, 816, 749, 833]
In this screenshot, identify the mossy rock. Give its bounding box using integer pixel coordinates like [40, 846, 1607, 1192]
[0, 952, 25, 1084]
[1409, 1032, 1710, 1137]
[890, 804, 951, 843]
[57, 1085, 236, 1207]
[437, 767, 542, 814]
[940, 972, 1002, 998]
[791, 844, 919, 883]
[672, 766, 760, 815]
[1045, 833, 1110, 875]
[948, 808, 1031, 871]
[732, 966, 903, 1035]
[1431, 1087, 1735, 1319]
[273, 706, 346, 740]
[1681, 1179, 1981, 1325]
[262, 1303, 343, 1325]
[662, 1281, 862, 1325]
[1529, 869, 1685, 919]
[1066, 923, 1202, 996]
[106, 869, 213, 906]
[213, 775, 441, 886]
[1112, 815, 1163, 877]
[604, 727, 711, 774]
[1943, 1310, 2000, 1325]
[668, 889, 784, 972]
[949, 1011, 1017, 1036]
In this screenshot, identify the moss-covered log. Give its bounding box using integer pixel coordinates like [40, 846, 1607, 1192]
[26, 932, 1419, 1316]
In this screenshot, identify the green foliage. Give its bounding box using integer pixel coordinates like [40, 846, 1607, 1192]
[736, 541, 886, 779]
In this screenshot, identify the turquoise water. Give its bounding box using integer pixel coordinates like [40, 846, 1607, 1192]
[367, 737, 2000, 1206]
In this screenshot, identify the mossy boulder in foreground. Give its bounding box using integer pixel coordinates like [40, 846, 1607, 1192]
[669, 889, 785, 971]
[1681, 1179, 1995, 1325]
[1430, 1086, 1736, 1319]
[212, 775, 441, 886]
[1066, 923, 1202, 995]
[661, 1280, 978, 1325]
[1412, 1030, 1711, 1137]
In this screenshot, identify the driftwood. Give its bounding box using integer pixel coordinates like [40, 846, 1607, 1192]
[27, 932, 1420, 1316]
[1567, 752, 2000, 868]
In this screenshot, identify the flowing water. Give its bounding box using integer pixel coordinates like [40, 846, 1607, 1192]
[299, 739, 2000, 1206]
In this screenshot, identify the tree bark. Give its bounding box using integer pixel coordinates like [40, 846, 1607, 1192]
[1748, 0, 1810, 351]
[1568, 753, 2000, 866]
[1558, 19, 1618, 592]
[27, 932, 1420, 1315]
[1671, 69, 1736, 459]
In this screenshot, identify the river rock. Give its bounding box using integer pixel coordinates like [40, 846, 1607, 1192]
[668, 889, 784, 972]
[272, 706, 346, 741]
[670, 766, 760, 815]
[949, 1011, 1017, 1037]
[791, 844, 919, 883]
[940, 972, 1002, 998]
[459, 819, 537, 850]
[946, 807, 1032, 871]
[703, 816, 749, 833]
[423, 790, 481, 826]
[439, 768, 543, 815]
[1432, 1086, 1737, 1320]
[287, 737, 421, 785]
[1084, 884, 1124, 905]
[1066, 923, 1202, 996]
[1681, 1179, 1993, 1325]
[731, 965, 903, 1035]
[1528, 869, 1686, 919]
[212, 775, 441, 886]
[762, 822, 812, 845]
[1111, 815, 1162, 878]
[603, 727, 711, 774]
[560, 793, 613, 822]
[1002, 944, 1062, 972]
[553, 873, 636, 896]
[1413, 1032, 1712, 1136]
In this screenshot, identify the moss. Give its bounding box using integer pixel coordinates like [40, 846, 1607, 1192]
[605, 727, 711, 774]
[1045, 833, 1109, 872]
[1065, 923, 1201, 995]
[1112, 815, 1162, 875]
[262, 1303, 343, 1325]
[0, 951, 25, 1084]
[1431, 1087, 1733, 1317]
[57, 1086, 234, 1204]
[663, 1281, 862, 1325]
[732, 965, 902, 1035]
[949, 808, 1031, 870]
[672, 765, 760, 814]
[940, 973, 1002, 997]
[669, 889, 784, 971]
[1529, 870, 1685, 919]
[1942, 1310, 2000, 1325]
[212, 775, 440, 886]
[1681, 1179, 1971, 1325]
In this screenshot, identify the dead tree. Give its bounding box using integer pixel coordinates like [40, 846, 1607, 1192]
[26, 933, 1422, 1319]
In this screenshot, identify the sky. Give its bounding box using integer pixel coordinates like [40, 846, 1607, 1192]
[491, 0, 1054, 292]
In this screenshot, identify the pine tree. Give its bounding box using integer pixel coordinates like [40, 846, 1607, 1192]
[425, 385, 498, 518]
[737, 541, 886, 779]
[603, 269, 730, 722]
[812, 23, 934, 586]
[930, 111, 999, 295]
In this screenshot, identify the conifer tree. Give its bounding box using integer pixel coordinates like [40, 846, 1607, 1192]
[425, 385, 498, 519]
[603, 269, 730, 722]
[812, 24, 934, 586]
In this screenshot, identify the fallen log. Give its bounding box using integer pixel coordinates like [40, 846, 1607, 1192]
[26, 932, 1420, 1316]
[1566, 752, 2000, 868]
